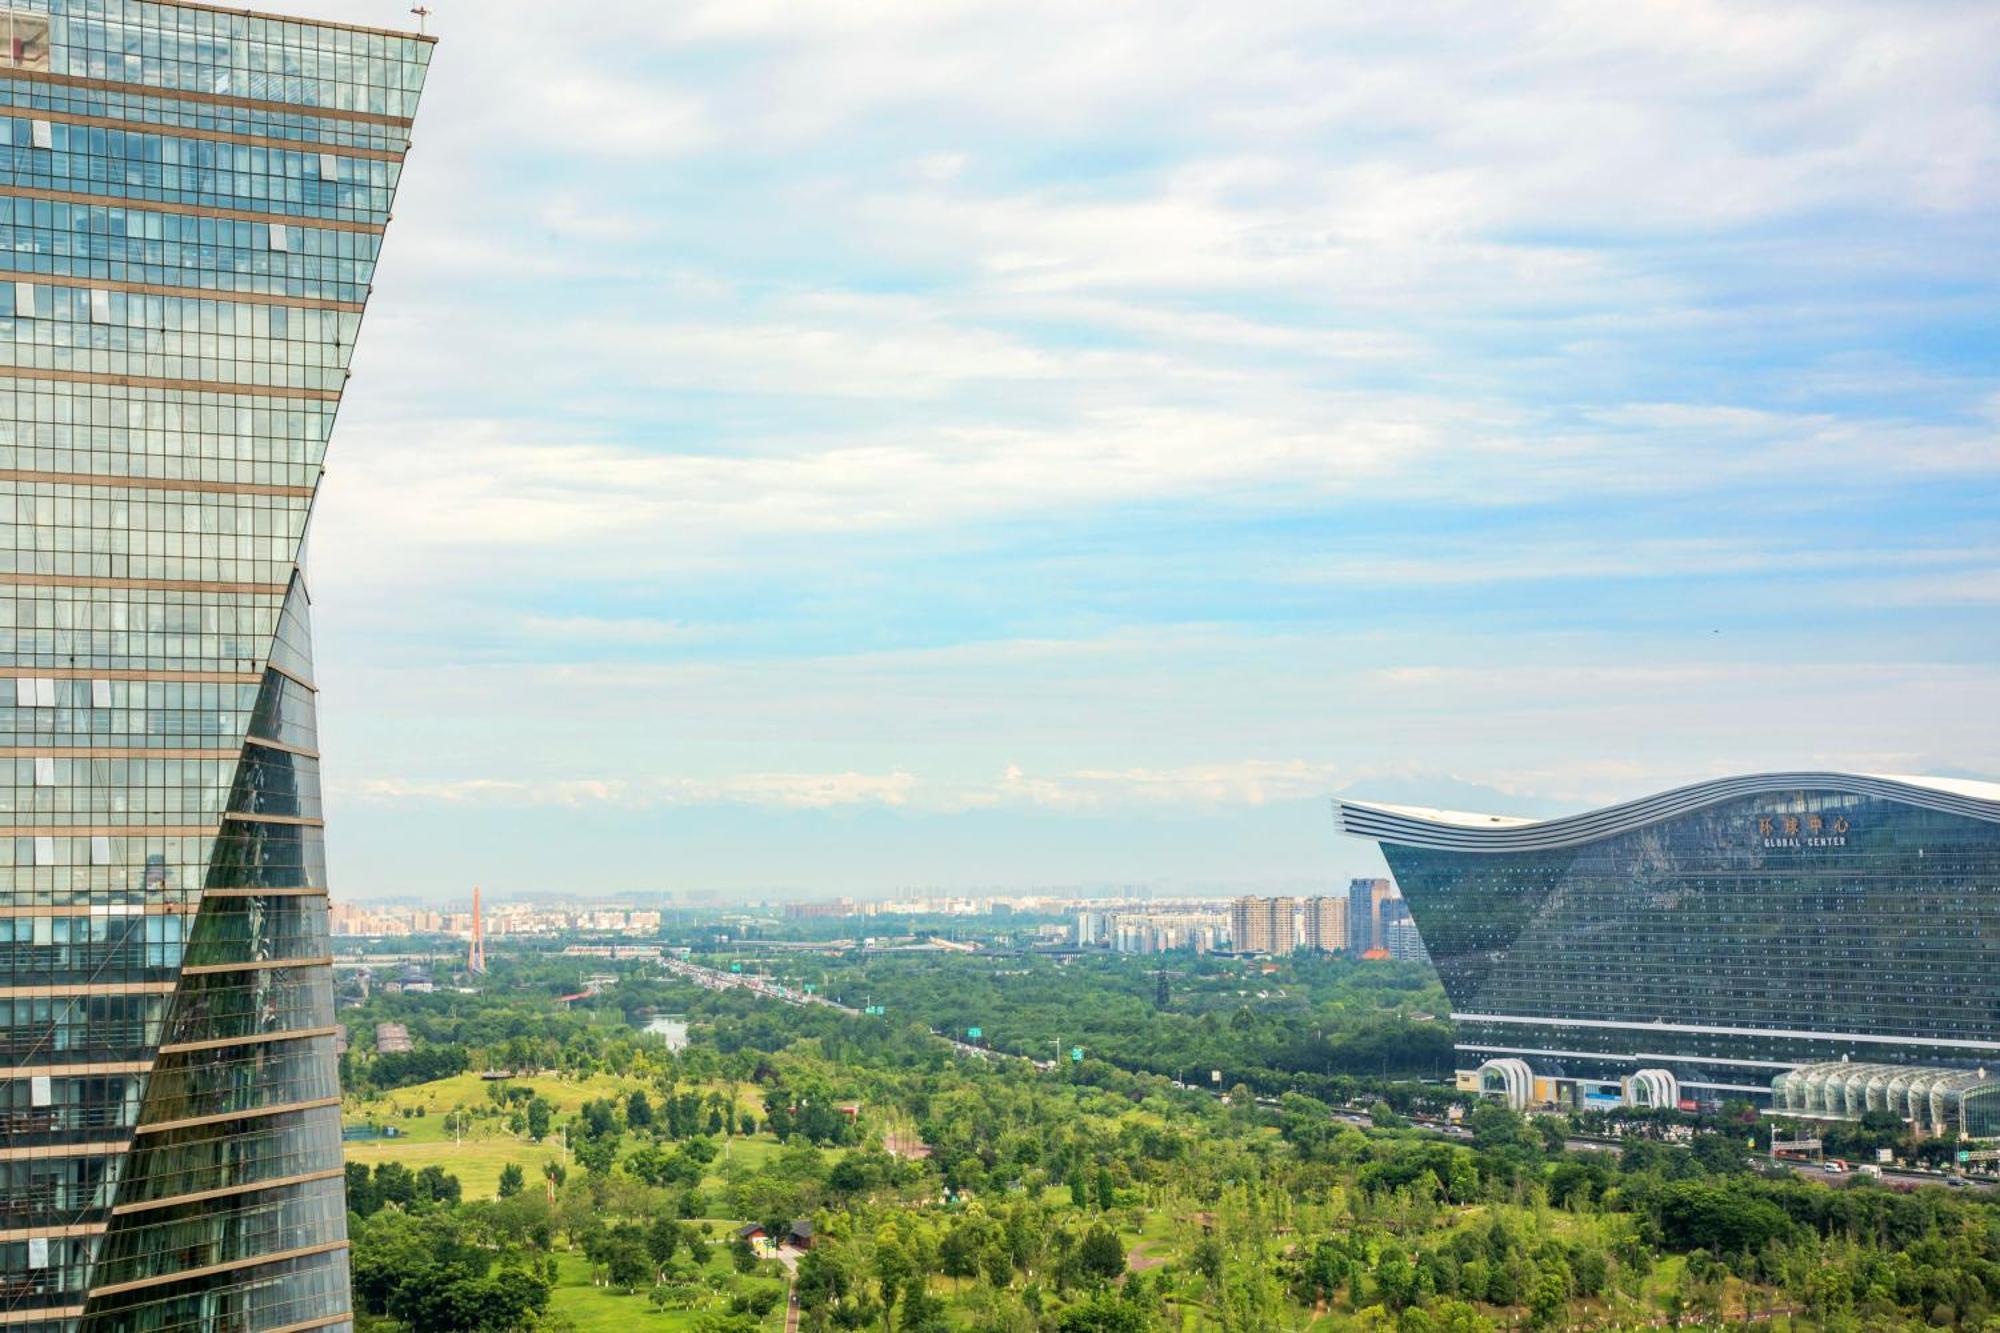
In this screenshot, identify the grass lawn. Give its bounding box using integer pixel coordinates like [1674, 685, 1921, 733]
[343, 1136, 557, 1200]
[547, 1247, 788, 1332]
[344, 1071, 799, 1201]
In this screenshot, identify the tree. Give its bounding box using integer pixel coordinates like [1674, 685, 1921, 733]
[496, 1163, 525, 1199]
[415, 1164, 462, 1207]
[1094, 1166, 1115, 1212]
[1528, 1267, 1569, 1329]
[603, 1235, 652, 1292]
[526, 1097, 553, 1142]
[900, 1283, 951, 1333]
[730, 1235, 759, 1274]
[1078, 1224, 1125, 1284]
[1057, 1294, 1152, 1333]
[647, 1216, 684, 1269]
[627, 1089, 654, 1129]
[345, 1161, 378, 1217]
[573, 1134, 617, 1177]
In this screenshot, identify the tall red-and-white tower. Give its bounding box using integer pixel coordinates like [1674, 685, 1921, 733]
[468, 884, 488, 974]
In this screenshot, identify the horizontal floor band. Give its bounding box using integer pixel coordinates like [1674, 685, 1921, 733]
[0, 902, 193, 917]
[0, 270, 362, 314]
[222, 812, 324, 827]
[0, 1221, 105, 1243]
[0, 1136, 128, 1162]
[0, 572, 288, 594]
[0, 979, 175, 999]
[0, 1060, 151, 1080]
[158, 1024, 338, 1056]
[0, 468, 317, 497]
[179, 957, 334, 977]
[112, 1166, 345, 1217]
[246, 735, 320, 759]
[135, 1093, 339, 1137]
[2, 184, 386, 235]
[0, 666, 263, 682]
[1458, 1043, 1799, 1071]
[0, 747, 241, 758]
[87, 1238, 348, 1299]
[263, 660, 315, 692]
[0, 1304, 82, 1324]
[0, 824, 214, 836]
[0, 62, 423, 128]
[1452, 1012, 2000, 1053]
[0, 364, 341, 401]
[19, 107, 406, 163]
[198, 887, 326, 898]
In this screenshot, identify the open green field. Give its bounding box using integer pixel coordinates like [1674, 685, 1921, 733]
[546, 1248, 788, 1333]
[344, 1071, 787, 1199]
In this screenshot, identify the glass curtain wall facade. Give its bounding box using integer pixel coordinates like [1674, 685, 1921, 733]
[0, 4, 429, 1331]
[1337, 774, 2000, 1112]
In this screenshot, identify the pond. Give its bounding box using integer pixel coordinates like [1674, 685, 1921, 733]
[642, 1015, 689, 1050]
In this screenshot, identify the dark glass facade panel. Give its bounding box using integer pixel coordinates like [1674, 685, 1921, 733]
[78, 1249, 353, 1333]
[1385, 789, 2000, 1101]
[180, 895, 328, 966]
[113, 1107, 343, 1207]
[141, 1034, 338, 1124]
[0, 993, 165, 1063]
[265, 581, 314, 686]
[0, 912, 183, 983]
[202, 821, 325, 891]
[245, 670, 316, 752]
[0, 1235, 96, 1310]
[89, 1176, 347, 1291]
[159, 964, 330, 1047]
[0, 1157, 113, 1230]
[227, 748, 320, 822]
[0, 1073, 144, 1145]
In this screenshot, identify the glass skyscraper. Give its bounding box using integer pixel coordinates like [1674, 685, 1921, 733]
[0, 4, 429, 1329]
[1338, 773, 2000, 1123]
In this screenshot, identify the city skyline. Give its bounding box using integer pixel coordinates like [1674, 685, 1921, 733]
[282, 0, 1997, 897]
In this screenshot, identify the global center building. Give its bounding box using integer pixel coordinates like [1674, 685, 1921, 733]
[0, 3, 429, 1331]
[1338, 773, 2000, 1138]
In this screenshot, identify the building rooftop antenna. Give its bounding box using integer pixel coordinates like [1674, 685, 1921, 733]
[410, 6, 432, 35]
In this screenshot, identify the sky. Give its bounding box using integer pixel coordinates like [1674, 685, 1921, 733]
[296, 0, 2000, 900]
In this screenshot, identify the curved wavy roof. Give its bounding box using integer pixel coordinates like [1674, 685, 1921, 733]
[1337, 771, 2000, 852]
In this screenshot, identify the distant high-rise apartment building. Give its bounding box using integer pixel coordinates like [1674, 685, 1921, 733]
[1229, 896, 1297, 955]
[1301, 896, 1348, 953]
[0, 6, 431, 1329]
[1346, 877, 1396, 956]
[1382, 909, 1430, 964]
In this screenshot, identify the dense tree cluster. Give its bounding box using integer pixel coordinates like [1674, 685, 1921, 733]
[340, 952, 2000, 1332]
